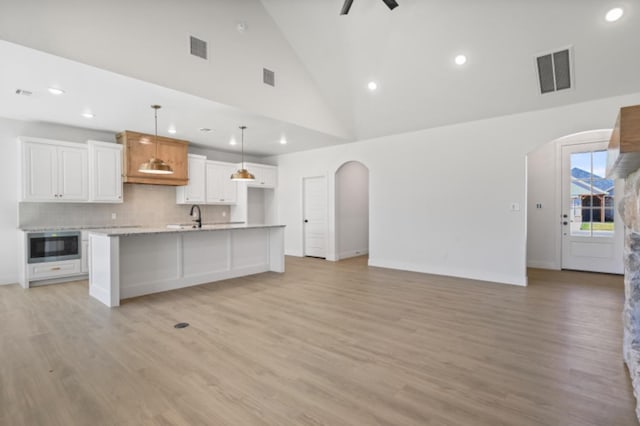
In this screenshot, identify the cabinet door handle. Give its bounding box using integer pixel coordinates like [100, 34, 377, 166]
[50, 267, 61, 271]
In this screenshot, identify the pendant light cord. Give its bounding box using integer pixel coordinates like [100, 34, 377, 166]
[240, 126, 246, 169]
[154, 106, 159, 159]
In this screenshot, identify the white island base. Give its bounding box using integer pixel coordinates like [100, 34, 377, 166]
[89, 225, 285, 307]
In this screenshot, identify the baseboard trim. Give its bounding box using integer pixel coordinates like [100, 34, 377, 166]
[367, 258, 527, 286]
[527, 260, 561, 270]
[337, 249, 369, 260]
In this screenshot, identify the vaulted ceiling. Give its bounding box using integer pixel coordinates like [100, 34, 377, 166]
[261, 0, 640, 140]
[0, 0, 639, 154]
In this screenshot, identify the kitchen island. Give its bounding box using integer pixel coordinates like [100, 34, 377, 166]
[88, 224, 285, 307]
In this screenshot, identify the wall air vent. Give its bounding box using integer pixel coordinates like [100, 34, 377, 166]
[263, 68, 275, 87]
[536, 48, 572, 94]
[190, 36, 208, 60]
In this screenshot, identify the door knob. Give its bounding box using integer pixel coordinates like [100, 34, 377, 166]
[304, 219, 308, 223]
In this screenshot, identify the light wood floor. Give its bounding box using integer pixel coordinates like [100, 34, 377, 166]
[0, 256, 636, 425]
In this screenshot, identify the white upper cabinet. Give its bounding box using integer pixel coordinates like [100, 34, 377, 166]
[22, 141, 58, 201]
[206, 161, 237, 204]
[21, 138, 89, 202]
[245, 163, 277, 188]
[176, 154, 206, 204]
[88, 140, 123, 203]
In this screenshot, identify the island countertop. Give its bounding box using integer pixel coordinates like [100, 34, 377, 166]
[89, 223, 286, 307]
[88, 223, 285, 237]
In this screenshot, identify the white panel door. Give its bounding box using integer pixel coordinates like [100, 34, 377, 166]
[23, 142, 57, 201]
[58, 146, 88, 201]
[303, 176, 327, 258]
[561, 142, 623, 274]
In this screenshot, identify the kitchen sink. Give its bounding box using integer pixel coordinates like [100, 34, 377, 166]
[166, 224, 198, 229]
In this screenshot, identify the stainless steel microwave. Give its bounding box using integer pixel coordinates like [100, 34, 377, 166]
[27, 231, 81, 264]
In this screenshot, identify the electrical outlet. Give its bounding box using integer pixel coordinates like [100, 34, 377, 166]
[111, 213, 117, 220]
[510, 202, 520, 211]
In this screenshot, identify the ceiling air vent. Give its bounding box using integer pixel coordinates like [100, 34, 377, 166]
[263, 68, 275, 87]
[190, 36, 208, 60]
[536, 48, 572, 94]
[15, 89, 33, 96]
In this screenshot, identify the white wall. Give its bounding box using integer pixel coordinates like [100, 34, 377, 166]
[271, 92, 640, 286]
[527, 140, 560, 269]
[0, 0, 349, 139]
[336, 161, 369, 259]
[189, 145, 264, 164]
[247, 188, 266, 224]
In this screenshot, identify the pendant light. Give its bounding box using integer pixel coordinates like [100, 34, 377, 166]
[138, 105, 174, 175]
[231, 125, 255, 181]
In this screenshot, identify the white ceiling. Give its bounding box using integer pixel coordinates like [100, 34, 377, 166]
[1, 0, 639, 155]
[261, 0, 640, 140]
[0, 41, 349, 157]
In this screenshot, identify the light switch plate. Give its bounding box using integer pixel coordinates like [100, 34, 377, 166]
[510, 202, 520, 211]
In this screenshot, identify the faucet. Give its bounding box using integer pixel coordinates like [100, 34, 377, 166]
[189, 205, 202, 228]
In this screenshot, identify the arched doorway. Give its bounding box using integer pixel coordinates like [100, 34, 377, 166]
[334, 161, 369, 260]
[526, 129, 622, 273]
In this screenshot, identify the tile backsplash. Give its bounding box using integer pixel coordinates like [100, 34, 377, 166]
[19, 184, 230, 228]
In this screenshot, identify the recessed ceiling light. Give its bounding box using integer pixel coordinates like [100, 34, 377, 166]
[280, 136, 287, 145]
[454, 54, 467, 65]
[199, 127, 212, 132]
[82, 112, 94, 119]
[167, 128, 177, 134]
[48, 87, 65, 95]
[605, 7, 624, 22]
[367, 81, 378, 91]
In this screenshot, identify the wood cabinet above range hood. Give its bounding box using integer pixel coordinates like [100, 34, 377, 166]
[117, 130, 188, 186]
[606, 105, 640, 179]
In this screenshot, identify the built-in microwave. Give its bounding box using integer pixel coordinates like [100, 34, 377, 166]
[28, 231, 81, 264]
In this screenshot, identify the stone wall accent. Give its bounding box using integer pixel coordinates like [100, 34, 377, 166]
[620, 168, 640, 421]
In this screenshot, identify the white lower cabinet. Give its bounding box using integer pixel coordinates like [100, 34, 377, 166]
[81, 231, 89, 273]
[28, 259, 82, 280]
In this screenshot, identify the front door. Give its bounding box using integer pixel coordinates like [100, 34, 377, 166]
[303, 176, 327, 258]
[561, 141, 623, 274]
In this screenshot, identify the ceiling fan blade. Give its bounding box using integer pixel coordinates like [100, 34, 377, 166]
[340, 0, 354, 15]
[381, 0, 399, 11]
